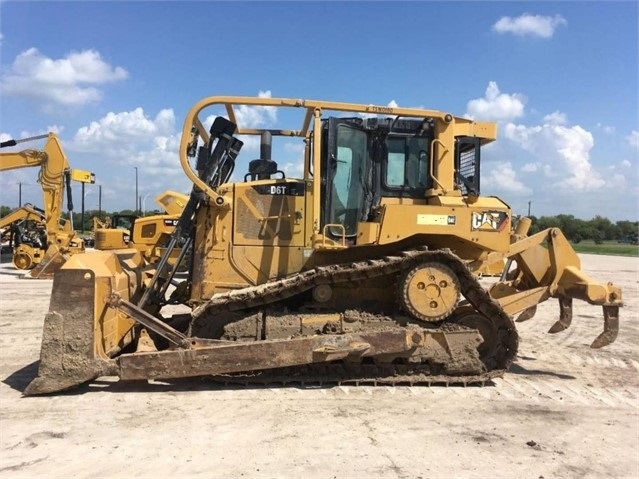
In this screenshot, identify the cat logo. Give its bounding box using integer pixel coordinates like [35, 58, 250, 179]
[471, 211, 508, 231]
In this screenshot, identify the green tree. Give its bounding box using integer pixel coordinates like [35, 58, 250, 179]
[0, 206, 12, 217]
[615, 220, 639, 241]
[589, 215, 615, 240]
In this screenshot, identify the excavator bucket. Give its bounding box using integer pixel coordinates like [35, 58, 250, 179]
[26, 237, 85, 279]
[27, 245, 67, 279]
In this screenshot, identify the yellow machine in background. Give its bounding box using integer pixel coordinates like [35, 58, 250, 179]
[25, 96, 622, 395]
[0, 204, 46, 242]
[0, 133, 84, 277]
[92, 191, 187, 264]
[0, 204, 47, 267]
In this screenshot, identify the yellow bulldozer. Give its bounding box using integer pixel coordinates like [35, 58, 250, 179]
[0, 133, 84, 277]
[24, 96, 622, 395]
[92, 190, 188, 264]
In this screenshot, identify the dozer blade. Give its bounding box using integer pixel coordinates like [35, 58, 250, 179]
[25, 250, 142, 395]
[24, 269, 118, 395]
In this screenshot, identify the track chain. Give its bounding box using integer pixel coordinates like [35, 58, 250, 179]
[190, 247, 519, 385]
[207, 365, 506, 388]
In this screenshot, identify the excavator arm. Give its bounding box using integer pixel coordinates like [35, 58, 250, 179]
[0, 204, 46, 230]
[0, 133, 83, 277]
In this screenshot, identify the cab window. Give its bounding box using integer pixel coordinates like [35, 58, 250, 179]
[385, 136, 430, 188]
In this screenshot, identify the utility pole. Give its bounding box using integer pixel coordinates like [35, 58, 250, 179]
[18, 182, 22, 207]
[98, 185, 102, 218]
[71, 169, 96, 236]
[134, 167, 139, 215]
[528, 201, 531, 217]
[81, 182, 85, 234]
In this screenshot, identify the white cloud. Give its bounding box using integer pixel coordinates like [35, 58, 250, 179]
[521, 162, 542, 172]
[596, 123, 615, 134]
[627, 130, 639, 150]
[0, 48, 128, 109]
[482, 161, 533, 195]
[504, 122, 605, 191]
[542, 111, 567, 126]
[281, 142, 305, 177]
[553, 125, 603, 190]
[492, 14, 567, 39]
[466, 82, 526, 122]
[63, 108, 187, 204]
[72, 108, 175, 151]
[233, 90, 277, 128]
[66, 108, 184, 180]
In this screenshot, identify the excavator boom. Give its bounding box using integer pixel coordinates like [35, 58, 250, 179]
[0, 133, 84, 277]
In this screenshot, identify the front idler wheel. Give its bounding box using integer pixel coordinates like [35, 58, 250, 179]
[453, 311, 499, 360]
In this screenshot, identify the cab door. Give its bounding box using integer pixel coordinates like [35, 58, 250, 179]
[321, 118, 371, 240]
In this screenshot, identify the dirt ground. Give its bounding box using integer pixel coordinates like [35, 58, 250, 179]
[0, 253, 637, 479]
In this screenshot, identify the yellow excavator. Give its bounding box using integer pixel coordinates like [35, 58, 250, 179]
[0, 133, 84, 278]
[25, 96, 622, 395]
[0, 203, 46, 241]
[0, 204, 47, 266]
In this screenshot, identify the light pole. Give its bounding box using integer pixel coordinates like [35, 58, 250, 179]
[134, 167, 139, 215]
[81, 189, 92, 235]
[142, 193, 151, 216]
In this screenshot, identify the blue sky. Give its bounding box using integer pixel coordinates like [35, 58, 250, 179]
[1, 1, 637, 221]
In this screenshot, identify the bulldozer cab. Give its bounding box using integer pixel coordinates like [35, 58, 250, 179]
[321, 117, 438, 241]
[319, 118, 486, 246]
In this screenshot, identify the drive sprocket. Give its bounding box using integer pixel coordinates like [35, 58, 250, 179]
[398, 262, 460, 323]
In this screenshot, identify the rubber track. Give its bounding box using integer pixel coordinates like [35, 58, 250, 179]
[191, 247, 519, 383]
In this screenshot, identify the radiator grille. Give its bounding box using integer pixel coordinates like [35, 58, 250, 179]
[236, 188, 292, 241]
